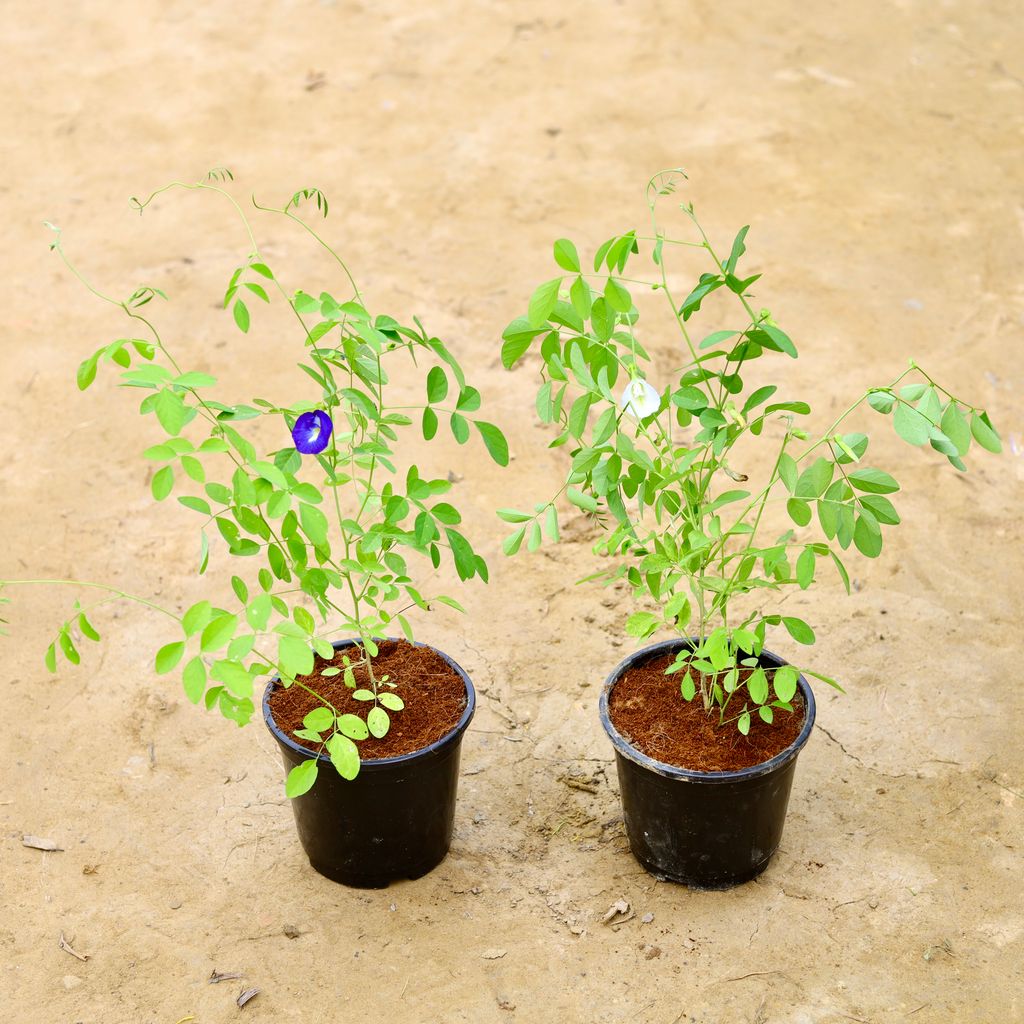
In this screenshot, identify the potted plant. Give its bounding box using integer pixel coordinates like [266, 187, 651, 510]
[0, 169, 510, 888]
[498, 169, 1001, 888]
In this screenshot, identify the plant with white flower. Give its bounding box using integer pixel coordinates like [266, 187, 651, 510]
[620, 378, 661, 419]
[499, 169, 1001, 734]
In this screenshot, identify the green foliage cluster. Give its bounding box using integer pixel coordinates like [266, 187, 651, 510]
[501, 169, 1000, 734]
[3, 170, 507, 792]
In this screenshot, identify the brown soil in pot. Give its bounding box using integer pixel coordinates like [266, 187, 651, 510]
[607, 649, 806, 772]
[266, 639, 468, 759]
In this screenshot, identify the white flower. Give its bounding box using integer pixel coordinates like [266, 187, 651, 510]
[620, 377, 660, 419]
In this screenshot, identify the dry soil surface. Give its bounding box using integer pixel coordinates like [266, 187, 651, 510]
[2, 2, 1022, 1022]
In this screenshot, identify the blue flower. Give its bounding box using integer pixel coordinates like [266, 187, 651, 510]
[291, 410, 333, 455]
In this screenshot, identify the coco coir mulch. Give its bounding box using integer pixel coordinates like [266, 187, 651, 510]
[267, 639, 467, 759]
[608, 649, 805, 772]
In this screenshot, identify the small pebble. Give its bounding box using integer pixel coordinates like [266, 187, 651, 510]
[641, 912, 654, 924]
[169, 900, 183, 910]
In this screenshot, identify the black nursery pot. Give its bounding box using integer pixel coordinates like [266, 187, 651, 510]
[263, 638, 476, 888]
[599, 639, 816, 889]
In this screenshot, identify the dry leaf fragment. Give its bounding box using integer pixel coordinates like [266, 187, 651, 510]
[602, 899, 630, 923]
[237, 987, 260, 1008]
[208, 970, 243, 984]
[58, 932, 89, 962]
[23, 835, 62, 852]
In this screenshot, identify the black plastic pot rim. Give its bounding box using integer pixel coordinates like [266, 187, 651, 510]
[599, 637, 817, 785]
[262, 636, 476, 774]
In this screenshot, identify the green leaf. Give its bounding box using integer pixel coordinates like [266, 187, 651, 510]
[782, 617, 815, 645]
[854, 515, 883, 558]
[830, 550, 851, 594]
[569, 276, 592, 319]
[604, 277, 631, 313]
[182, 656, 206, 703]
[940, 403, 971, 456]
[58, 628, 80, 665]
[326, 734, 360, 780]
[151, 466, 174, 501]
[970, 411, 1002, 453]
[626, 611, 660, 639]
[859, 494, 900, 525]
[456, 386, 482, 413]
[200, 614, 238, 653]
[78, 612, 100, 642]
[787, 498, 811, 527]
[174, 371, 218, 390]
[155, 641, 185, 675]
[245, 593, 272, 632]
[724, 225, 749, 274]
[777, 453, 798, 493]
[545, 504, 559, 542]
[762, 324, 797, 358]
[378, 692, 404, 711]
[796, 547, 816, 589]
[867, 390, 895, 413]
[476, 421, 509, 466]
[773, 665, 799, 702]
[834, 432, 868, 465]
[500, 317, 542, 370]
[893, 400, 931, 446]
[303, 707, 334, 732]
[747, 667, 769, 704]
[527, 521, 542, 552]
[278, 636, 314, 677]
[450, 412, 471, 444]
[367, 706, 390, 739]
[528, 278, 562, 327]
[503, 528, 525, 556]
[285, 759, 318, 798]
[300, 503, 330, 547]
[497, 509, 532, 524]
[211, 659, 254, 698]
[848, 468, 900, 494]
[422, 406, 438, 440]
[333, 713, 367, 740]
[77, 351, 100, 391]
[154, 389, 187, 436]
[796, 457, 833, 498]
[178, 495, 211, 515]
[233, 299, 250, 333]
[568, 393, 593, 439]
[567, 488, 598, 513]
[182, 600, 213, 637]
[737, 711, 751, 736]
[445, 528, 477, 581]
[351, 689, 375, 701]
[553, 238, 580, 272]
[426, 366, 448, 403]
[293, 606, 316, 636]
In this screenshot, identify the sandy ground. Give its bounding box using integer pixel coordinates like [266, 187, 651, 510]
[2, 1, 1023, 1021]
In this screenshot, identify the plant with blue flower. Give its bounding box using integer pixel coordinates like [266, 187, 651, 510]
[1, 169, 508, 794]
[499, 169, 1001, 737]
